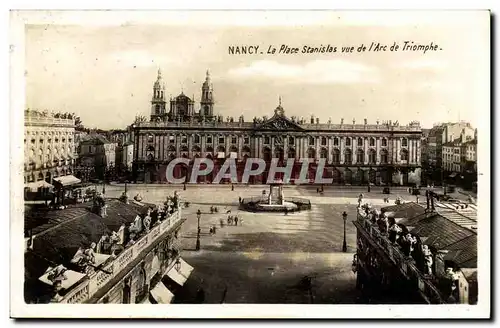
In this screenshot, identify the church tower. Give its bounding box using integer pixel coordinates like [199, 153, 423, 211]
[150, 68, 166, 121]
[200, 69, 214, 118]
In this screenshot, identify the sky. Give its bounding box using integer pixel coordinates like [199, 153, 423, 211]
[24, 11, 489, 130]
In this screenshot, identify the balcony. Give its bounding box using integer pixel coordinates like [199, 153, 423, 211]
[355, 212, 444, 304]
[60, 209, 183, 304]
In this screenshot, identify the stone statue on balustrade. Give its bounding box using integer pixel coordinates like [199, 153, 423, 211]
[422, 245, 433, 275]
[47, 265, 68, 292]
[70, 243, 97, 274]
[388, 223, 403, 243]
[401, 233, 417, 257]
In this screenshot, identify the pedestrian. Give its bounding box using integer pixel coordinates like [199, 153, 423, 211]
[285, 207, 288, 216]
[227, 216, 231, 226]
[234, 216, 238, 226]
[213, 225, 217, 234]
[416, 195, 419, 204]
[239, 196, 242, 204]
[368, 184, 371, 192]
[220, 218, 224, 228]
[209, 226, 213, 235]
[231, 184, 234, 191]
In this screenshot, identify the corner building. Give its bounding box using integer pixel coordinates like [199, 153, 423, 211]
[133, 70, 422, 185]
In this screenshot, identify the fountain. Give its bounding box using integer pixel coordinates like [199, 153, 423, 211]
[240, 181, 311, 213]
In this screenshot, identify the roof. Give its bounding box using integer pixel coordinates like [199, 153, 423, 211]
[442, 137, 463, 147]
[381, 202, 426, 219]
[461, 268, 478, 282]
[409, 214, 476, 253]
[79, 134, 112, 145]
[444, 235, 477, 268]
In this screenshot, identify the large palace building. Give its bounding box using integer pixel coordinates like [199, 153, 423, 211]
[132, 70, 422, 185]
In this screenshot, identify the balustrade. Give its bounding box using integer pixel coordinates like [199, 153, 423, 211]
[59, 210, 182, 303]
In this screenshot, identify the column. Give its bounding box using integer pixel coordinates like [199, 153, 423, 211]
[201, 134, 206, 156]
[416, 139, 421, 164]
[364, 137, 368, 165]
[315, 137, 320, 161]
[176, 134, 180, 158]
[284, 136, 289, 159]
[238, 135, 243, 158]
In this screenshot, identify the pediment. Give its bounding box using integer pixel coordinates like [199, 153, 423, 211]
[258, 115, 304, 131]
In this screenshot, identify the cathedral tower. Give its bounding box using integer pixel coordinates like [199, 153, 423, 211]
[150, 68, 166, 121]
[200, 69, 214, 117]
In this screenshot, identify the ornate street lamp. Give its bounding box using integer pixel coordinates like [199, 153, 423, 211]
[196, 209, 201, 251]
[342, 211, 348, 253]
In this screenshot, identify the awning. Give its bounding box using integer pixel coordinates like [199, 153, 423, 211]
[449, 172, 457, 178]
[25, 180, 54, 192]
[150, 281, 174, 304]
[53, 175, 81, 187]
[217, 152, 225, 159]
[166, 258, 194, 286]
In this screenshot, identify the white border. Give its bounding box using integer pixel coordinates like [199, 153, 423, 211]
[8, 8, 492, 319]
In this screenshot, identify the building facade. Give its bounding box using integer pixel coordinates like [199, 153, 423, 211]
[132, 70, 423, 185]
[24, 193, 190, 304]
[24, 110, 77, 186]
[77, 135, 117, 180]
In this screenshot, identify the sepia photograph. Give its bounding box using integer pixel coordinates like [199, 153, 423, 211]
[9, 10, 491, 319]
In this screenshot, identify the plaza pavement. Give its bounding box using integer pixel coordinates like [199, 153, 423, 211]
[102, 184, 413, 303]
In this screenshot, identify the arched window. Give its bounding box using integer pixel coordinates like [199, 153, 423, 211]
[288, 148, 296, 159]
[333, 137, 339, 146]
[380, 149, 388, 164]
[155, 104, 160, 114]
[321, 137, 327, 146]
[345, 137, 351, 147]
[402, 138, 408, 147]
[309, 136, 315, 145]
[357, 137, 363, 146]
[194, 135, 201, 144]
[356, 149, 364, 164]
[332, 148, 340, 164]
[369, 138, 375, 147]
[264, 136, 270, 145]
[401, 149, 409, 161]
[381, 138, 388, 147]
[368, 149, 376, 164]
[147, 135, 154, 143]
[146, 145, 155, 152]
[289, 136, 295, 145]
[320, 147, 328, 158]
[307, 148, 316, 159]
[344, 149, 352, 164]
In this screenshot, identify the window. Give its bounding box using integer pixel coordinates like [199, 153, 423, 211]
[402, 138, 408, 147]
[31, 138, 35, 144]
[356, 149, 364, 164]
[320, 148, 328, 158]
[244, 137, 249, 144]
[332, 149, 340, 164]
[55, 138, 59, 143]
[181, 136, 188, 144]
[289, 136, 295, 145]
[147, 135, 154, 143]
[381, 138, 387, 147]
[321, 137, 327, 146]
[357, 137, 363, 146]
[368, 149, 376, 164]
[401, 149, 409, 161]
[309, 136, 315, 145]
[68, 138, 72, 143]
[206, 136, 213, 144]
[62, 138, 66, 143]
[194, 135, 200, 143]
[231, 137, 237, 144]
[333, 137, 339, 146]
[369, 138, 375, 147]
[219, 136, 225, 144]
[345, 138, 351, 146]
[344, 149, 352, 164]
[380, 149, 388, 164]
[39, 139, 44, 144]
[264, 136, 270, 144]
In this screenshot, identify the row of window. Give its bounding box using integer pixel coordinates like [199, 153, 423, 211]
[146, 135, 410, 147]
[25, 137, 73, 144]
[25, 130, 72, 136]
[144, 146, 410, 162]
[27, 147, 73, 156]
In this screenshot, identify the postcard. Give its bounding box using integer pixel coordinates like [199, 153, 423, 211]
[10, 10, 491, 319]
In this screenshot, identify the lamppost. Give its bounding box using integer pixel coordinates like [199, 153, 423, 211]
[342, 211, 348, 253]
[196, 209, 201, 251]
